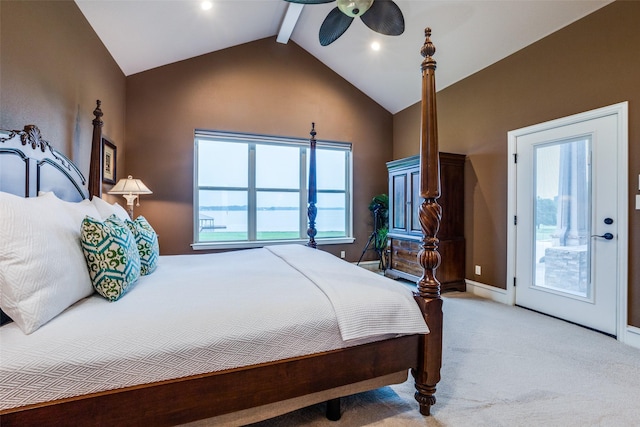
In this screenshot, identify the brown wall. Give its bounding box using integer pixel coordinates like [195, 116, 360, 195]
[0, 0, 126, 184]
[394, 0, 640, 326]
[125, 38, 393, 258]
[8, 0, 635, 324]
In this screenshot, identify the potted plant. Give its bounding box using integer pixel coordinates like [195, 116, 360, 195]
[368, 193, 389, 270]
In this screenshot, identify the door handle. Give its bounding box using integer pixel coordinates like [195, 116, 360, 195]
[592, 233, 614, 240]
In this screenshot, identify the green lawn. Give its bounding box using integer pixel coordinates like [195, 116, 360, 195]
[536, 225, 556, 241]
[199, 230, 345, 242]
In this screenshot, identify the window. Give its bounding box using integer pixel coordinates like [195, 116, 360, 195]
[193, 130, 353, 249]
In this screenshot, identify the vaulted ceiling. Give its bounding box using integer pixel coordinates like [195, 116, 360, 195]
[75, 0, 611, 114]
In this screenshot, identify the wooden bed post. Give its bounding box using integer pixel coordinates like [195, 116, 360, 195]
[88, 100, 103, 198]
[307, 123, 318, 248]
[412, 27, 443, 416]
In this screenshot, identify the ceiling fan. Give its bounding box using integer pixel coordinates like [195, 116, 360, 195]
[285, 0, 405, 46]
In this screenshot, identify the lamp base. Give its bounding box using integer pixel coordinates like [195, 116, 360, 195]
[122, 194, 138, 219]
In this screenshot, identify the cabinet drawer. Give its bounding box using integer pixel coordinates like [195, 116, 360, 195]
[389, 237, 465, 284]
[389, 238, 422, 277]
[390, 257, 423, 278]
[391, 239, 420, 258]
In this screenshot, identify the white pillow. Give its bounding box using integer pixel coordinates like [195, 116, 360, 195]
[0, 191, 100, 334]
[90, 196, 130, 221]
[112, 202, 130, 220]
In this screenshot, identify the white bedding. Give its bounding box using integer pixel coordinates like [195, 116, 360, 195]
[0, 245, 428, 411]
[267, 245, 429, 340]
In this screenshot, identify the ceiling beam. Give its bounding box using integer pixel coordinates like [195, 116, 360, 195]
[277, 2, 304, 44]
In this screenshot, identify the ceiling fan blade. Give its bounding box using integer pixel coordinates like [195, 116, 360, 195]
[360, 0, 404, 36]
[319, 7, 354, 46]
[284, 0, 334, 4]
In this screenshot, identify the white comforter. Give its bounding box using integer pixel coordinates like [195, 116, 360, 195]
[0, 245, 428, 410]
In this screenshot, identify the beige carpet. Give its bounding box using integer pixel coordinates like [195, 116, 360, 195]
[248, 292, 640, 427]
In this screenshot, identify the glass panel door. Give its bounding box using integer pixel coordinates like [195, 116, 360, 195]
[533, 138, 591, 299]
[513, 108, 621, 336]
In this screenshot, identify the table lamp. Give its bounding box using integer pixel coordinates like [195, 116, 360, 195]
[108, 175, 152, 218]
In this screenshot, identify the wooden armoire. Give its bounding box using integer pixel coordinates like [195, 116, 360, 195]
[385, 153, 465, 292]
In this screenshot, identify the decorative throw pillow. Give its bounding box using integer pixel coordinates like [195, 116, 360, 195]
[90, 196, 130, 221]
[126, 216, 159, 275]
[80, 215, 141, 301]
[0, 191, 100, 334]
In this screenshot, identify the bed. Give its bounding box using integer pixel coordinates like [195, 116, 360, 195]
[0, 29, 444, 426]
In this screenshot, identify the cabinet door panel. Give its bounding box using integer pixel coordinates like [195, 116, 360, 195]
[391, 173, 406, 231]
[437, 239, 465, 284]
[410, 171, 421, 233]
[438, 156, 465, 239]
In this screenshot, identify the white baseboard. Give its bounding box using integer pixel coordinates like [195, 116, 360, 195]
[622, 326, 640, 350]
[465, 279, 509, 304]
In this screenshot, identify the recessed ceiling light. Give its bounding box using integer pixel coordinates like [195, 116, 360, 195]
[371, 41, 381, 51]
[201, 1, 213, 11]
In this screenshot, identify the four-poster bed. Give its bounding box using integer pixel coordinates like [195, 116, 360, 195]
[0, 29, 445, 426]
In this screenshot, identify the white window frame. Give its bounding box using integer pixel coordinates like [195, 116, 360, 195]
[192, 129, 354, 250]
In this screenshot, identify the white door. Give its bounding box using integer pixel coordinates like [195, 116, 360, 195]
[511, 109, 623, 336]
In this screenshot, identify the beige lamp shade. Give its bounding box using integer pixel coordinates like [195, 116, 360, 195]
[108, 175, 152, 195]
[107, 175, 152, 218]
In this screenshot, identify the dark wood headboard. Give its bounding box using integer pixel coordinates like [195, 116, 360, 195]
[0, 100, 104, 202]
[0, 125, 88, 202]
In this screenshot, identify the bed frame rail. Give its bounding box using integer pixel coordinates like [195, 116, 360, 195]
[0, 336, 419, 427]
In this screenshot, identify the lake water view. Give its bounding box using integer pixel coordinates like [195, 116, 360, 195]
[198, 208, 346, 241]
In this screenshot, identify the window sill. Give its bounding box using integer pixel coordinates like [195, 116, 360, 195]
[191, 237, 355, 251]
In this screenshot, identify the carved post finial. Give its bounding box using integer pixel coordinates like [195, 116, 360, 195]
[88, 100, 104, 198]
[307, 122, 318, 249]
[93, 100, 104, 127]
[421, 28, 437, 71]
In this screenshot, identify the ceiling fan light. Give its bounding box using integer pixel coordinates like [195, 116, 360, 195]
[337, 0, 374, 18]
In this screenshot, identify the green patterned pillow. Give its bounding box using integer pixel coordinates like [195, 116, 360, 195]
[126, 216, 159, 275]
[80, 215, 141, 301]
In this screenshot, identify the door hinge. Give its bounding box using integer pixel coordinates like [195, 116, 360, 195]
[513, 277, 517, 287]
[513, 153, 518, 163]
[514, 215, 517, 225]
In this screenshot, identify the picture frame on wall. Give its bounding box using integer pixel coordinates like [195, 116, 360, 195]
[102, 138, 117, 184]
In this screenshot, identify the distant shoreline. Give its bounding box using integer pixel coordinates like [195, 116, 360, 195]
[200, 206, 343, 211]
